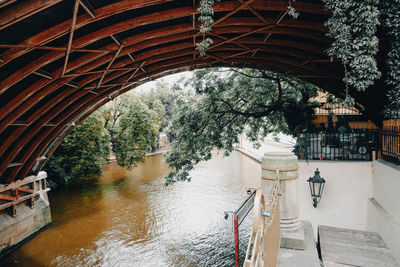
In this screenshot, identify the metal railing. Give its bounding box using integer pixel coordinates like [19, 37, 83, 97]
[244, 170, 280, 267]
[294, 129, 378, 161]
[380, 129, 400, 165]
[225, 190, 256, 267]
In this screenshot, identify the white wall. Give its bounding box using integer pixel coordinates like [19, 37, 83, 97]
[238, 138, 400, 262]
[367, 160, 400, 262]
[371, 161, 400, 221]
[298, 161, 373, 234]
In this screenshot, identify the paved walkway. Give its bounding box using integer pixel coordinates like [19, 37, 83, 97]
[319, 225, 399, 267]
[279, 221, 321, 267]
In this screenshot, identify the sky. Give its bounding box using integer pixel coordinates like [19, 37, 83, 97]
[134, 71, 193, 94]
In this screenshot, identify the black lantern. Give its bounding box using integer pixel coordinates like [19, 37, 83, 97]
[307, 168, 326, 208]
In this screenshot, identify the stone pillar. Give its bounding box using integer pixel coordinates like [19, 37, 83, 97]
[0, 171, 52, 256]
[261, 151, 305, 250]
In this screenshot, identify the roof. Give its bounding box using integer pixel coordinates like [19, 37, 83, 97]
[0, 0, 389, 184]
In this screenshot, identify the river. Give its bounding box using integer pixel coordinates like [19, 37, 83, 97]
[0, 151, 261, 267]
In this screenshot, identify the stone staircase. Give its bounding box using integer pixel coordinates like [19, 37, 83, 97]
[278, 223, 400, 267]
[318, 225, 399, 267]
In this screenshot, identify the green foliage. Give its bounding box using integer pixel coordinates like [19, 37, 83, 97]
[196, 37, 213, 57]
[287, 0, 299, 19]
[141, 80, 182, 130]
[164, 68, 319, 185]
[198, 0, 219, 34]
[104, 94, 160, 169]
[381, 0, 400, 119]
[196, 0, 219, 56]
[45, 94, 163, 187]
[323, 0, 381, 92]
[44, 112, 110, 186]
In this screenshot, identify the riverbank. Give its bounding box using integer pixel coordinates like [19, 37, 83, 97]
[108, 147, 169, 163]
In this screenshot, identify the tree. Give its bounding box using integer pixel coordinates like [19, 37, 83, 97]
[106, 94, 160, 169]
[141, 79, 195, 131]
[164, 68, 319, 185]
[44, 112, 110, 186]
[45, 93, 163, 187]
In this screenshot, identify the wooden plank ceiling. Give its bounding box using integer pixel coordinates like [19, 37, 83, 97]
[0, 0, 388, 184]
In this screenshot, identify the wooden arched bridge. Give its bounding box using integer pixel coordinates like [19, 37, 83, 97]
[0, 0, 390, 186]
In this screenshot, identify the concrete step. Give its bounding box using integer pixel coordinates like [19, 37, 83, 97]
[278, 221, 321, 267]
[318, 225, 400, 267]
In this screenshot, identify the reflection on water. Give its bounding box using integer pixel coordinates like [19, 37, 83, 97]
[1, 152, 260, 266]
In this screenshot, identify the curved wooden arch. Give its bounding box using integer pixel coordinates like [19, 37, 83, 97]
[0, 25, 330, 128]
[0, 0, 389, 184]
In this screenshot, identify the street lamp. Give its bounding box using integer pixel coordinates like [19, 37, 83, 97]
[307, 168, 326, 208]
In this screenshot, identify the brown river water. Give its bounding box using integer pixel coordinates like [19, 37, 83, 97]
[0, 151, 260, 267]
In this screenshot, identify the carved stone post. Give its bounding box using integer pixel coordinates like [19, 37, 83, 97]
[261, 151, 305, 250]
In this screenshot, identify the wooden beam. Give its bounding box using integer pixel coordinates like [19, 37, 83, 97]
[62, 0, 80, 76]
[0, 44, 110, 53]
[96, 45, 123, 89]
[7, 162, 22, 168]
[33, 69, 79, 88]
[33, 69, 53, 80]
[63, 67, 140, 77]
[0, 0, 63, 31]
[121, 61, 146, 90]
[212, 0, 257, 27]
[10, 121, 28, 126]
[110, 35, 122, 46]
[37, 156, 46, 162]
[208, 32, 250, 51]
[0, 194, 16, 201]
[18, 187, 34, 193]
[263, 10, 288, 43]
[208, 25, 274, 52]
[79, 0, 96, 18]
[127, 53, 135, 62]
[0, 0, 17, 9]
[210, 49, 256, 65]
[65, 81, 79, 88]
[207, 54, 232, 66]
[236, 0, 269, 25]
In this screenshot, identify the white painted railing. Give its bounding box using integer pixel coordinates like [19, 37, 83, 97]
[244, 170, 280, 267]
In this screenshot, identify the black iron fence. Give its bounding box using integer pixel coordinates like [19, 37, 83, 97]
[380, 129, 400, 165]
[294, 129, 378, 161]
[295, 128, 400, 165]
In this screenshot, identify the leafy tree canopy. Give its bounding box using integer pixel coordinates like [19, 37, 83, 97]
[44, 112, 110, 186]
[107, 94, 161, 169]
[45, 94, 162, 187]
[164, 67, 319, 185]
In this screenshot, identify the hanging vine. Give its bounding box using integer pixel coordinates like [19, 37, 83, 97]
[322, 0, 381, 96]
[196, 0, 299, 56]
[196, 0, 220, 56]
[381, 0, 400, 119]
